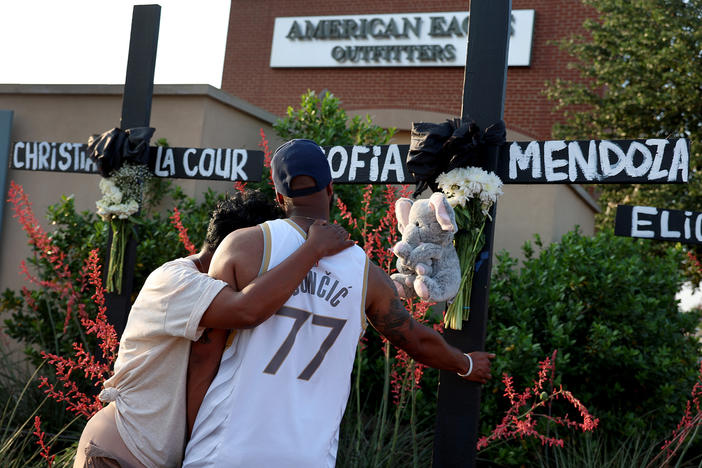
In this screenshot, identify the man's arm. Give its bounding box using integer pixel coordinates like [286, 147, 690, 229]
[186, 328, 228, 437]
[199, 220, 353, 329]
[365, 263, 494, 383]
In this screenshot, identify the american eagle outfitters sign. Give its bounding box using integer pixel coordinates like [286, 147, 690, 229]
[270, 10, 535, 68]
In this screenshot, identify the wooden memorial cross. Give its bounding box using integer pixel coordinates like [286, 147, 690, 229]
[5, 1, 691, 466]
[310, 1, 689, 465]
[8, 4, 265, 337]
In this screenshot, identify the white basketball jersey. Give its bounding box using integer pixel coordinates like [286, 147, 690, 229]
[184, 219, 369, 468]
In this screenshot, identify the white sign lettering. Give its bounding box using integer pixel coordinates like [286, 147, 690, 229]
[271, 10, 535, 68]
[631, 206, 657, 238]
[506, 138, 689, 183]
[13, 141, 90, 173]
[11, 142, 263, 182]
[231, 149, 248, 181]
[183, 148, 198, 177]
[328, 146, 349, 179]
[154, 147, 175, 177]
[616, 205, 702, 246]
[214, 149, 230, 178]
[322, 144, 406, 183]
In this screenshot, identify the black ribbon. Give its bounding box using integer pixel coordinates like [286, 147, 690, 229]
[406, 118, 506, 198]
[87, 127, 155, 177]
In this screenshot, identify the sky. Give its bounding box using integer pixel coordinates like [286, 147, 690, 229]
[0, 0, 231, 87]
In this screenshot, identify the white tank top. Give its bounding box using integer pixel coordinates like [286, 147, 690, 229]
[184, 219, 369, 468]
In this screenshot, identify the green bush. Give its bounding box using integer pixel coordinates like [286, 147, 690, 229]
[273, 89, 398, 230]
[0, 179, 229, 439]
[2, 195, 107, 368]
[273, 89, 395, 147]
[480, 230, 702, 463]
[5, 89, 701, 466]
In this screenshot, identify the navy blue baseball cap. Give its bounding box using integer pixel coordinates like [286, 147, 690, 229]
[271, 139, 332, 197]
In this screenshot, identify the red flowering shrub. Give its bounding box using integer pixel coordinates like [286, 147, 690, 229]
[484, 230, 701, 464]
[170, 207, 197, 256]
[38, 249, 118, 419]
[651, 360, 702, 466]
[33, 416, 56, 467]
[478, 351, 598, 450]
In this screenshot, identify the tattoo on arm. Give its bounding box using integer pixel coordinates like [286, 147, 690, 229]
[368, 264, 415, 349]
[198, 328, 212, 344]
[374, 297, 414, 349]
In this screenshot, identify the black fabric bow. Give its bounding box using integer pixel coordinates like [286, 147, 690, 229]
[406, 118, 506, 198]
[87, 127, 155, 177]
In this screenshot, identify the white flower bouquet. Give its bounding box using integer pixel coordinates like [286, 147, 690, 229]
[437, 167, 503, 329]
[95, 164, 151, 293]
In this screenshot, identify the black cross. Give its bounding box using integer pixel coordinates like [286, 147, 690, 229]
[306, 1, 687, 465]
[434, 2, 509, 465]
[6, 2, 690, 465]
[104, 4, 161, 338]
[8, 5, 265, 337]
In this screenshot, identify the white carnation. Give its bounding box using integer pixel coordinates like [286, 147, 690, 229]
[459, 168, 481, 196]
[449, 191, 468, 208]
[438, 166, 503, 212]
[437, 170, 462, 194]
[99, 178, 123, 204]
[481, 171, 504, 199]
[112, 200, 139, 219]
[95, 199, 111, 221]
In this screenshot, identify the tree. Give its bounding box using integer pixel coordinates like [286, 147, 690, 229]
[272, 90, 397, 230]
[545, 0, 702, 232]
[273, 89, 395, 146]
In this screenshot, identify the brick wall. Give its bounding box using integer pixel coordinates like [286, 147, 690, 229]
[221, 0, 594, 140]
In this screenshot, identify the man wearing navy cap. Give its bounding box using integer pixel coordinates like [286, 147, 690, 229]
[184, 139, 495, 468]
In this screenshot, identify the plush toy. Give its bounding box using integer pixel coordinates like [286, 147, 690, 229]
[390, 192, 461, 302]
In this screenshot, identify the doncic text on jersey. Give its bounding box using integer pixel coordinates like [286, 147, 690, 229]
[293, 270, 351, 307]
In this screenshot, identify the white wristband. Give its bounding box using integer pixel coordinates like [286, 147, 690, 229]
[457, 353, 473, 377]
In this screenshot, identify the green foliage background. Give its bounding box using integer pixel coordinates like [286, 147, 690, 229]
[2, 86, 702, 465]
[0, 179, 228, 451]
[274, 89, 397, 228]
[481, 230, 702, 464]
[544, 0, 702, 274]
[274, 89, 395, 147]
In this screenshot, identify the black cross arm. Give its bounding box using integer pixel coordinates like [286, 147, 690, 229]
[8, 142, 264, 182]
[615, 204, 702, 246]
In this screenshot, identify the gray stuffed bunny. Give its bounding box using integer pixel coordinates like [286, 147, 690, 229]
[390, 192, 461, 302]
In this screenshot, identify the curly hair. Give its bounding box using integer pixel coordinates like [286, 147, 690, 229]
[204, 190, 283, 253]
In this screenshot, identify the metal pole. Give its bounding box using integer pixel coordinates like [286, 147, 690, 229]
[0, 111, 13, 245]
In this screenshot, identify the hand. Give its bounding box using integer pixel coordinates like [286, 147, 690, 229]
[306, 220, 354, 258]
[460, 351, 496, 384]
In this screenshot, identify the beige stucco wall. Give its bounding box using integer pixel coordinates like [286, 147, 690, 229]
[1, 87, 599, 299]
[496, 185, 597, 262]
[0, 84, 278, 295]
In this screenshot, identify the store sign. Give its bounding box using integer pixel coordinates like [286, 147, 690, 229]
[270, 10, 535, 68]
